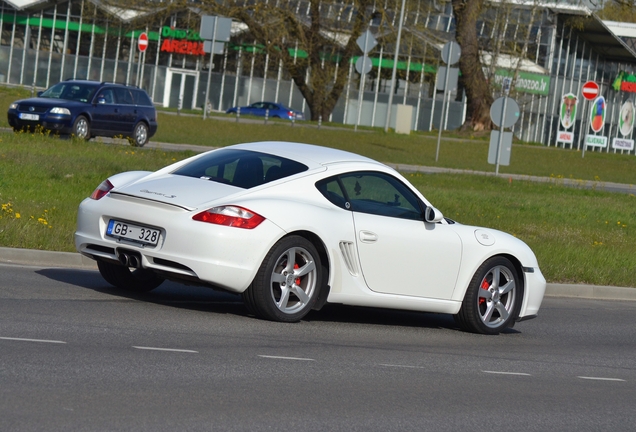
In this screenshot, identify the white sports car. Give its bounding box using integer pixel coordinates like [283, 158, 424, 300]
[75, 141, 546, 334]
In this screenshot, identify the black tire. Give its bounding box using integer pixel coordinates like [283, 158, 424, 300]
[242, 236, 322, 322]
[455, 256, 522, 335]
[131, 122, 149, 147]
[97, 260, 164, 292]
[72, 115, 90, 140]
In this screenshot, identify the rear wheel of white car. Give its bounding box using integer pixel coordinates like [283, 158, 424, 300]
[455, 256, 521, 335]
[72, 115, 90, 140]
[97, 260, 164, 292]
[132, 122, 148, 147]
[243, 236, 321, 322]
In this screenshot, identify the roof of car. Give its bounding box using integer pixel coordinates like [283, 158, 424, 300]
[63, 80, 143, 89]
[230, 141, 382, 167]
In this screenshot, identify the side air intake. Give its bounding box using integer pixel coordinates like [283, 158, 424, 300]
[339, 241, 359, 276]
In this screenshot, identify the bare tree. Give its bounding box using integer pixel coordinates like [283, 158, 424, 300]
[450, 0, 493, 131]
[115, 0, 543, 130]
[596, 0, 636, 22]
[137, 0, 386, 121]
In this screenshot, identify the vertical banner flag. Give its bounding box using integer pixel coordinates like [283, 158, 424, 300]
[590, 96, 606, 133]
[619, 100, 635, 137]
[560, 93, 577, 129]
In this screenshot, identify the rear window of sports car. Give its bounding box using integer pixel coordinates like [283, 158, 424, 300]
[172, 149, 308, 189]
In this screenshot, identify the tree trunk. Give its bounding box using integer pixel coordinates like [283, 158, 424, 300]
[451, 0, 493, 131]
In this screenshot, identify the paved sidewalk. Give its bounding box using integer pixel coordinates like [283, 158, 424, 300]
[1, 247, 634, 301]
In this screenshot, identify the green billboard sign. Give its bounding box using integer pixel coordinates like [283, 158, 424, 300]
[494, 69, 551, 96]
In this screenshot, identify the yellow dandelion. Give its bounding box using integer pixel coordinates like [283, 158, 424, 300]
[15, 213, 20, 219]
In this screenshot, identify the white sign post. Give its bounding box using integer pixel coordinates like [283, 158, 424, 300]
[354, 29, 377, 132]
[435, 41, 461, 162]
[200, 16, 232, 119]
[489, 79, 520, 175]
[581, 81, 600, 158]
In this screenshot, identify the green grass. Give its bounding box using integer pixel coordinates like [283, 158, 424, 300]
[0, 133, 195, 251]
[2, 85, 635, 287]
[4, 85, 636, 185]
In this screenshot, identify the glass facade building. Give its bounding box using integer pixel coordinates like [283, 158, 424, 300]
[1, 0, 635, 154]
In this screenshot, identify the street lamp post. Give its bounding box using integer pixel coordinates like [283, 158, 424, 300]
[384, 0, 407, 133]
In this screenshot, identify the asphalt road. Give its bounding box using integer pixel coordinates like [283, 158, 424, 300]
[1, 263, 635, 431]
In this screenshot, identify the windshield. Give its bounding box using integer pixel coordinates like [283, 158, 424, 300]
[40, 82, 99, 103]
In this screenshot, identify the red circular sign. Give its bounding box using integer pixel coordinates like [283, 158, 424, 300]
[138, 32, 149, 52]
[582, 81, 599, 100]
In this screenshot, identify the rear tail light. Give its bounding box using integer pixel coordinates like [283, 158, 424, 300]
[193, 205, 265, 229]
[90, 179, 114, 200]
[288, 111, 294, 118]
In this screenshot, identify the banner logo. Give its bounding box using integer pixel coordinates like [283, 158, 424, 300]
[560, 93, 577, 130]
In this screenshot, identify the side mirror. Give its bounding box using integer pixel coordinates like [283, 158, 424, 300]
[97, 98, 106, 104]
[37, 91, 43, 97]
[424, 206, 444, 223]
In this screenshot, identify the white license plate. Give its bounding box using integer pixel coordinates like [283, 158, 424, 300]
[19, 113, 39, 121]
[106, 219, 160, 246]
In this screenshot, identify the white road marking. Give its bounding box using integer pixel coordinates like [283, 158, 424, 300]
[258, 355, 315, 361]
[578, 376, 625, 382]
[379, 364, 426, 369]
[482, 370, 531, 376]
[133, 346, 198, 353]
[0, 336, 66, 344]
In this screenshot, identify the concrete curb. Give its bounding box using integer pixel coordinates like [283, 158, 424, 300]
[0, 247, 97, 270]
[1, 247, 634, 301]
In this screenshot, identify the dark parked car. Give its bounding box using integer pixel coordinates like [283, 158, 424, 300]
[226, 101, 304, 121]
[7, 79, 158, 146]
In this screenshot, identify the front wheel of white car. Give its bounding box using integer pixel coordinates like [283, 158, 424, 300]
[242, 236, 322, 322]
[455, 256, 522, 335]
[97, 260, 164, 292]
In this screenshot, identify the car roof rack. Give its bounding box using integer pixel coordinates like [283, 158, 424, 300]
[100, 81, 141, 89]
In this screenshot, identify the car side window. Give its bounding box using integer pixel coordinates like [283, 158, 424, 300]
[97, 89, 115, 104]
[315, 178, 348, 209]
[338, 172, 424, 221]
[114, 88, 134, 105]
[132, 90, 152, 106]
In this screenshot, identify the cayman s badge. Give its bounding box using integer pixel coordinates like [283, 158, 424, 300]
[140, 189, 176, 199]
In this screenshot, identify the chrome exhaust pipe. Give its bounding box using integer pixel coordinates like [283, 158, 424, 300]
[128, 255, 140, 269]
[119, 253, 130, 267]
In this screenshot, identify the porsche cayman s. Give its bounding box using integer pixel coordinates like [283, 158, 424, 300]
[75, 141, 546, 334]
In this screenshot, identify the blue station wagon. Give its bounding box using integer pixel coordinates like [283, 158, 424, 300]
[7, 80, 158, 146]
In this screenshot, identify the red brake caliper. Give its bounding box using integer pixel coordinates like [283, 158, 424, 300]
[479, 279, 490, 304]
[294, 263, 301, 286]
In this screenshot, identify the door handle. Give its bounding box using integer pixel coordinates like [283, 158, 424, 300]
[359, 231, 378, 243]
